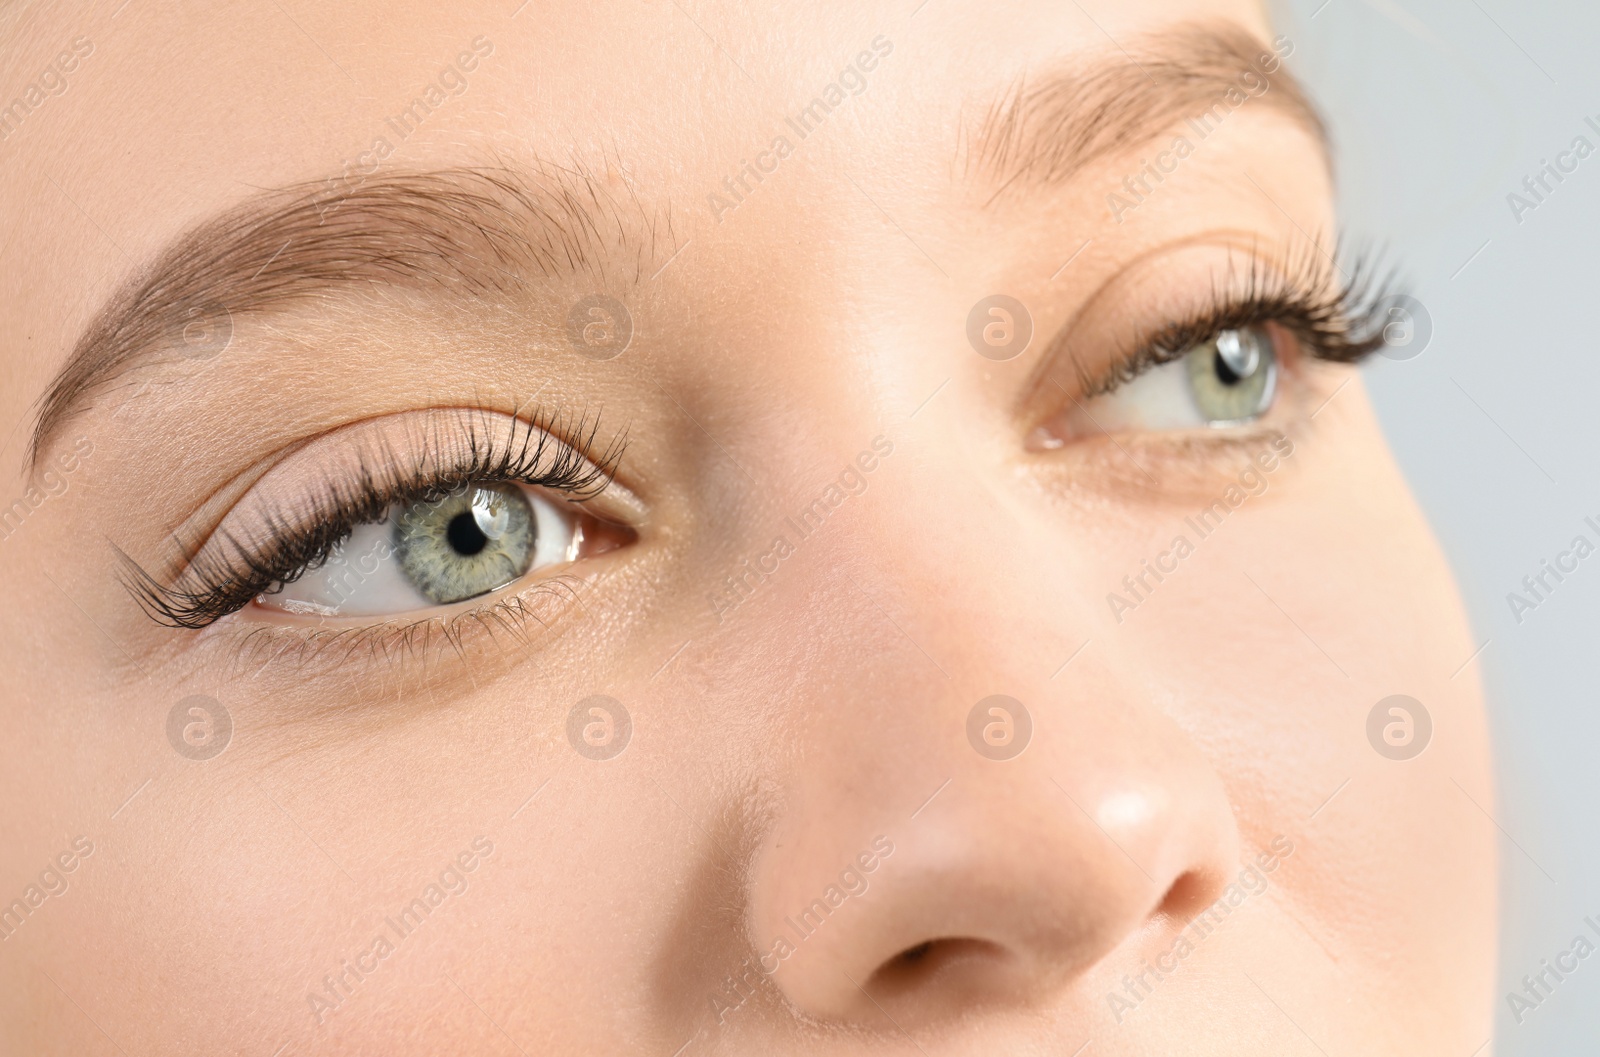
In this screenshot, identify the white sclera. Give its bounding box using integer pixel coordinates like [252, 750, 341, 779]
[257, 488, 579, 618]
[1075, 356, 1201, 433]
[1066, 328, 1275, 435]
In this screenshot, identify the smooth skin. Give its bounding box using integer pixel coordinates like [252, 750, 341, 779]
[0, 1, 1494, 1054]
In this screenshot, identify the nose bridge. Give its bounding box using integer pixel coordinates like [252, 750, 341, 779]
[792, 428, 1072, 682]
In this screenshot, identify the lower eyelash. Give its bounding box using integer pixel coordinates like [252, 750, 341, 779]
[229, 572, 595, 676]
[1042, 420, 1301, 500]
[123, 405, 627, 630]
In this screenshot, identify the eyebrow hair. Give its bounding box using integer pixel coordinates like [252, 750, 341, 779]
[27, 162, 671, 469]
[971, 22, 1327, 198]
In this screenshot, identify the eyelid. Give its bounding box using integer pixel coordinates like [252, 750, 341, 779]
[1017, 236, 1381, 430]
[581, 472, 645, 524]
[126, 405, 637, 628]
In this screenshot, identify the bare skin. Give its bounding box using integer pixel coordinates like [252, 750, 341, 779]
[0, 1, 1494, 1054]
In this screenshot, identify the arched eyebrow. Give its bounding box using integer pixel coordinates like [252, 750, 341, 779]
[26, 163, 666, 470]
[971, 22, 1327, 199]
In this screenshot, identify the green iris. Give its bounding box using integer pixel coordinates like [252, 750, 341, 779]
[393, 483, 536, 604]
[1184, 325, 1277, 426]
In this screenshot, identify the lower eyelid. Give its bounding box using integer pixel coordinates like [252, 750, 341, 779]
[206, 572, 606, 690]
[1026, 358, 1318, 501]
[1027, 422, 1304, 505]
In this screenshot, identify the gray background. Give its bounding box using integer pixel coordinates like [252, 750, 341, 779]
[1278, 0, 1600, 1050]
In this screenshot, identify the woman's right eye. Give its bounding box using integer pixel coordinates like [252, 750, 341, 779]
[255, 482, 588, 618]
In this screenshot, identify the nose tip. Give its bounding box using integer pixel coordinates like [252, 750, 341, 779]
[745, 747, 1240, 1025]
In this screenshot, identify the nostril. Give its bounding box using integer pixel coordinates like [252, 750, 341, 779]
[1156, 868, 1221, 920]
[865, 937, 1010, 1004]
[898, 941, 934, 964]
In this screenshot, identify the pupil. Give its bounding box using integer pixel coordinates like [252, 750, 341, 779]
[446, 511, 489, 556]
[1213, 347, 1242, 386]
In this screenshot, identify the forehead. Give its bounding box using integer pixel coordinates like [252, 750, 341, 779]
[0, 0, 1275, 238]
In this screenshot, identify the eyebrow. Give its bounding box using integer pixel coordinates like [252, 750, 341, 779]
[27, 162, 669, 469]
[971, 22, 1327, 198]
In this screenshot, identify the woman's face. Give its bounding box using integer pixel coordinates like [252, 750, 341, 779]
[0, 0, 1495, 1053]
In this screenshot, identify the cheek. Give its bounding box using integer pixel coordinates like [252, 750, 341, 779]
[1128, 385, 1494, 1034]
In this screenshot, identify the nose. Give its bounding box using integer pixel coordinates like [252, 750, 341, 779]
[744, 651, 1241, 1026]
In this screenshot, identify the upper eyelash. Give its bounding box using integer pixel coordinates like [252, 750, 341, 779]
[122, 406, 627, 630]
[1083, 244, 1398, 397]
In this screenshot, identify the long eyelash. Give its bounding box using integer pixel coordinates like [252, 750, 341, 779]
[1086, 242, 1399, 396]
[123, 406, 628, 630]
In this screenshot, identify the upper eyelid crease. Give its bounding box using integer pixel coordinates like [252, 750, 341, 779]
[27, 160, 673, 472]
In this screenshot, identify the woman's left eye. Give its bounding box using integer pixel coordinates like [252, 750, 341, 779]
[255, 483, 583, 617]
[1053, 323, 1280, 439]
[1182, 325, 1278, 426]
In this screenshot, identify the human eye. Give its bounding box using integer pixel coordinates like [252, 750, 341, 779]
[1032, 245, 1394, 449]
[253, 482, 583, 617]
[127, 406, 637, 632]
[1072, 323, 1279, 432]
